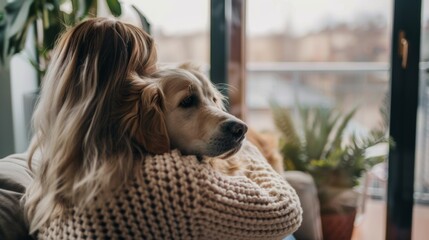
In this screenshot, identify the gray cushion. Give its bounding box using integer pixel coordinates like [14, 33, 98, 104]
[0, 153, 33, 239]
[284, 171, 323, 240]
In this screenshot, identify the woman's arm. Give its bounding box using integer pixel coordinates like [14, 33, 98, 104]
[193, 141, 302, 239]
[29, 142, 301, 240]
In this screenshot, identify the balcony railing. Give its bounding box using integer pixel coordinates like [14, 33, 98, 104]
[247, 61, 429, 72]
[248, 62, 389, 73]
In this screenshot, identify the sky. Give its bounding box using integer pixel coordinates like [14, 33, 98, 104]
[124, 0, 427, 36]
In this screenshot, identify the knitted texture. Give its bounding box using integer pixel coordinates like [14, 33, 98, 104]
[37, 143, 302, 240]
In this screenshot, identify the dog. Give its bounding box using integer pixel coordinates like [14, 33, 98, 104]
[133, 64, 248, 174]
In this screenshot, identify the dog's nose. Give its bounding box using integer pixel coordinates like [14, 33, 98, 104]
[221, 120, 248, 141]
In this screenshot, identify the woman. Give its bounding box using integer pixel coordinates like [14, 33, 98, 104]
[25, 18, 302, 239]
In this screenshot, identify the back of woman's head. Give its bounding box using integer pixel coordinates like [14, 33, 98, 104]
[25, 17, 157, 233]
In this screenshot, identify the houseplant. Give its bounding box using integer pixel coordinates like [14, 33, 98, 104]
[0, 0, 123, 83]
[271, 103, 389, 240]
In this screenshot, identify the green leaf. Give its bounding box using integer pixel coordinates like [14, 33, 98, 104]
[10, 17, 32, 55]
[300, 106, 337, 160]
[41, 4, 64, 51]
[105, 0, 121, 17]
[5, 0, 33, 37]
[71, 0, 79, 22]
[2, 1, 33, 61]
[79, 0, 95, 19]
[331, 107, 357, 149]
[0, 11, 6, 62]
[131, 5, 151, 34]
[281, 142, 304, 171]
[43, 20, 63, 51]
[271, 101, 300, 145]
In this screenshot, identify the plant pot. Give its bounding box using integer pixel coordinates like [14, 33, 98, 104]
[321, 207, 357, 240]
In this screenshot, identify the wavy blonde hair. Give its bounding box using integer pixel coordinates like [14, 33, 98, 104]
[24, 18, 158, 233]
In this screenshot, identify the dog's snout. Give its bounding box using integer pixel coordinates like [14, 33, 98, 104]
[221, 120, 248, 141]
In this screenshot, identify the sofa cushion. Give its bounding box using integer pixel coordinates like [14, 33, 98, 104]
[0, 153, 34, 239]
[284, 171, 323, 240]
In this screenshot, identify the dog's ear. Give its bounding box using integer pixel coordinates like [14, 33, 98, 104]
[136, 82, 170, 154]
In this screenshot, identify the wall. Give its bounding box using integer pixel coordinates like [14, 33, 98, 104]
[10, 45, 38, 152]
[0, 26, 38, 157]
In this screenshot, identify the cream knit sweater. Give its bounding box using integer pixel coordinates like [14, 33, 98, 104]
[38, 143, 302, 240]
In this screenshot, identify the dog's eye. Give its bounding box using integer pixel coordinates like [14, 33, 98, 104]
[179, 95, 196, 108]
[213, 97, 217, 103]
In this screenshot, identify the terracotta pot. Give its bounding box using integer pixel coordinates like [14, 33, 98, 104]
[321, 208, 357, 240]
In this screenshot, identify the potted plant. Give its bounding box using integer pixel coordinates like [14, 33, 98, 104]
[271, 103, 389, 240]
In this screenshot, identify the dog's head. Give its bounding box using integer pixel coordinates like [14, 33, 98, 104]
[134, 64, 248, 158]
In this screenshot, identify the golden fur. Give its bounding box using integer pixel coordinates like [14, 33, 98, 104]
[137, 64, 248, 174]
[246, 129, 284, 173]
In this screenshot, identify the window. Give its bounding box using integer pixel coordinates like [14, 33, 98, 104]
[123, 0, 210, 65]
[246, 0, 392, 134]
[246, 1, 394, 239]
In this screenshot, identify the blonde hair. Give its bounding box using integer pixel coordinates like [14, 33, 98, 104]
[24, 18, 158, 233]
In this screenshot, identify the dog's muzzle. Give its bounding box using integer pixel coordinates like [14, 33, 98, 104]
[204, 120, 248, 157]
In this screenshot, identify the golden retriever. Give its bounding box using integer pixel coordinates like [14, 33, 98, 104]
[134, 64, 248, 174]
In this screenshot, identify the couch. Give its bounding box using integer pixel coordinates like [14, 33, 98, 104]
[0, 153, 34, 239]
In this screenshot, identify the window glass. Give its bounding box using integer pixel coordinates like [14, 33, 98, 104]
[246, 0, 392, 132]
[123, 0, 210, 65]
[246, 1, 392, 239]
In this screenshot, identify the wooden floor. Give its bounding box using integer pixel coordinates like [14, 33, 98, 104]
[351, 199, 429, 240]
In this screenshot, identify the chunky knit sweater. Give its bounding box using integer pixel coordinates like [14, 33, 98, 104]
[38, 143, 302, 240]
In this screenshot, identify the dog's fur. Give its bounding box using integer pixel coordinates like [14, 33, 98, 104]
[134, 64, 248, 174]
[246, 129, 284, 173]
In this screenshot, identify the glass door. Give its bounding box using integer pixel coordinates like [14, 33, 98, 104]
[412, 0, 429, 238]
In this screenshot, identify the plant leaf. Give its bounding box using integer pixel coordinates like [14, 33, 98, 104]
[271, 101, 300, 145]
[281, 142, 304, 171]
[331, 107, 357, 149]
[0, 0, 35, 62]
[76, 0, 87, 19]
[105, 0, 121, 17]
[131, 5, 151, 34]
[320, 107, 357, 160]
[5, 0, 33, 37]
[0, 10, 6, 63]
[301, 106, 336, 160]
